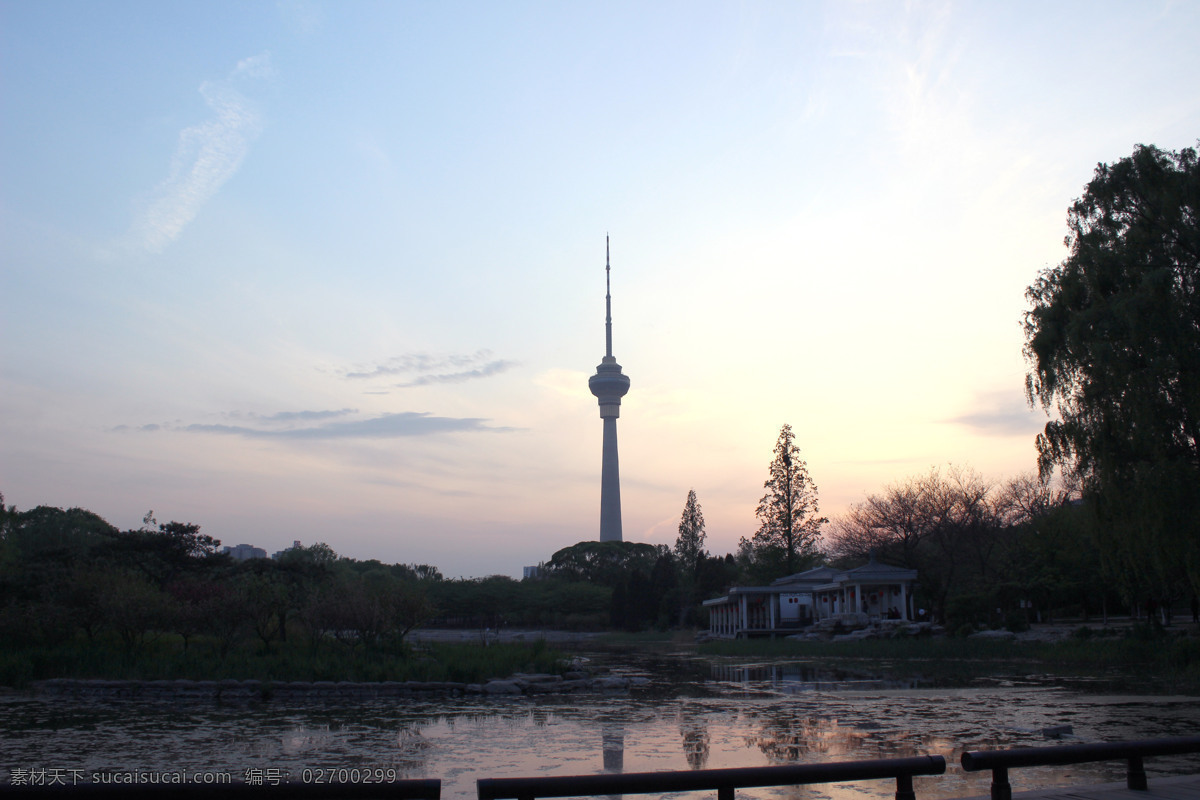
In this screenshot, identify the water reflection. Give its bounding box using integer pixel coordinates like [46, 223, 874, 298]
[601, 722, 624, 772]
[711, 662, 926, 693]
[680, 715, 710, 770]
[4, 656, 1200, 800]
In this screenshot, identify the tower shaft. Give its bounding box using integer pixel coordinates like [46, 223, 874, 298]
[599, 417, 622, 542]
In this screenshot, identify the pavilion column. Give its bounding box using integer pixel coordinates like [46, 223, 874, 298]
[739, 595, 747, 636]
[900, 583, 909, 621]
[855, 585, 863, 613]
[769, 595, 776, 631]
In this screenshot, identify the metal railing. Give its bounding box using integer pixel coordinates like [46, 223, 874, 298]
[5, 738, 1200, 800]
[960, 735, 1200, 800]
[477, 754, 947, 800]
[0, 780, 441, 799]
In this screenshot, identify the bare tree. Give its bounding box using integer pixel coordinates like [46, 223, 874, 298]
[824, 465, 1021, 622]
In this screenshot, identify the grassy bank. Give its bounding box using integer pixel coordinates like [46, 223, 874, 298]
[593, 630, 689, 648]
[0, 635, 566, 688]
[697, 628, 1200, 690]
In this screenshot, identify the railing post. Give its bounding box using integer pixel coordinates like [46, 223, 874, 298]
[895, 772, 915, 800]
[1127, 756, 1147, 791]
[717, 786, 736, 800]
[990, 766, 1011, 800]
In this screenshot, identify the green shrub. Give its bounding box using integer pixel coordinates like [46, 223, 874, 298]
[1004, 611, 1030, 633]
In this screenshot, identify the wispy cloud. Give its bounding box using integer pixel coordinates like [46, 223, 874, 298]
[186, 411, 513, 439]
[129, 53, 272, 253]
[396, 360, 516, 387]
[944, 390, 1045, 437]
[118, 410, 514, 439]
[257, 408, 356, 422]
[344, 350, 517, 388]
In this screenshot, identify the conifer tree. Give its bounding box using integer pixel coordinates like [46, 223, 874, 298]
[674, 489, 707, 577]
[743, 424, 827, 577]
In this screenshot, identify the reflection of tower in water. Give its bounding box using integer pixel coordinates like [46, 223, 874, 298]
[680, 718, 711, 770]
[601, 721, 624, 772]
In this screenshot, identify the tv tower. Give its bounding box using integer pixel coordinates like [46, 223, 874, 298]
[588, 236, 631, 543]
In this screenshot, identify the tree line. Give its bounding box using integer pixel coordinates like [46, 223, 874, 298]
[0, 502, 448, 657]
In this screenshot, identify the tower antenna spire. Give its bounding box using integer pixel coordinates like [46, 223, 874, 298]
[605, 234, 613, 359]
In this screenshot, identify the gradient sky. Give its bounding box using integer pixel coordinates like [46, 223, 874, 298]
[3, 1, 1198, 578]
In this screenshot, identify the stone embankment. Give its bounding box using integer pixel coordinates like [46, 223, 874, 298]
[777, 620, 1094, 643]
[785, 619, 945, 642]
[29, 671, 646, 701]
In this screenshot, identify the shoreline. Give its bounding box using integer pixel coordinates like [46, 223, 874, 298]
[24, 671, 644, 701]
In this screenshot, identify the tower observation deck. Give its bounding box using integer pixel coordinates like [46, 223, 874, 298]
[588, 237, 630, 543]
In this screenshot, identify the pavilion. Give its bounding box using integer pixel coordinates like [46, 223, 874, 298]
[703, 556, 918, 639]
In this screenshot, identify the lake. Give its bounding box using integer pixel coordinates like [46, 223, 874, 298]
[3, 650, 1199, 799]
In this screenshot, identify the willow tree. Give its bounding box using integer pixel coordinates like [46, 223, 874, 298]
[740, 424, 827, 580]
[1024, 142, 1200, 611]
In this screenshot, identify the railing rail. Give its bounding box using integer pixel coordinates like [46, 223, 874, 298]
[960, 735, 1200, 800]
[477, 754, 946, 800]
[0, 780, 442, 799]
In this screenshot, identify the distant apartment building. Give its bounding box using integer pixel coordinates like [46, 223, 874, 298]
[523, 565, 541, 579]
[222, 543, 267, 561]
[272, 540, 302, 560]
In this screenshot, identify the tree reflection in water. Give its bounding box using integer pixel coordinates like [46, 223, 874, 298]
[745, 712, 955, 763]
[711, 661, 925, 693]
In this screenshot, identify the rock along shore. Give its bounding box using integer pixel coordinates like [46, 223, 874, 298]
[29, 672, 645, 701]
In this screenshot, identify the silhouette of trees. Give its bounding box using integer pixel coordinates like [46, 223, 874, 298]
[544, 540, 662, 585]
[100, 513, 223, 589]
[1024, 142, 1200, 607]
[426, 573, 610, 630]
[99, 569, 170, 655]
[610, 551, 678, 631]
[823, 467, 1105, 626]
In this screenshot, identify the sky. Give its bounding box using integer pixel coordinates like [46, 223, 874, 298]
[2, 1, 1199, 578]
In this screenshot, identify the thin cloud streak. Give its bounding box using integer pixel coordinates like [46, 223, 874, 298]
[945, 391, 1045, 437]
[182, 411, 514, 439]
[395, 360, 516, 387]
[129, 54, 271, 253]
[345, 350, 499, 379]
[259, 408, 357, 422]
[343, 350, 517, 388]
